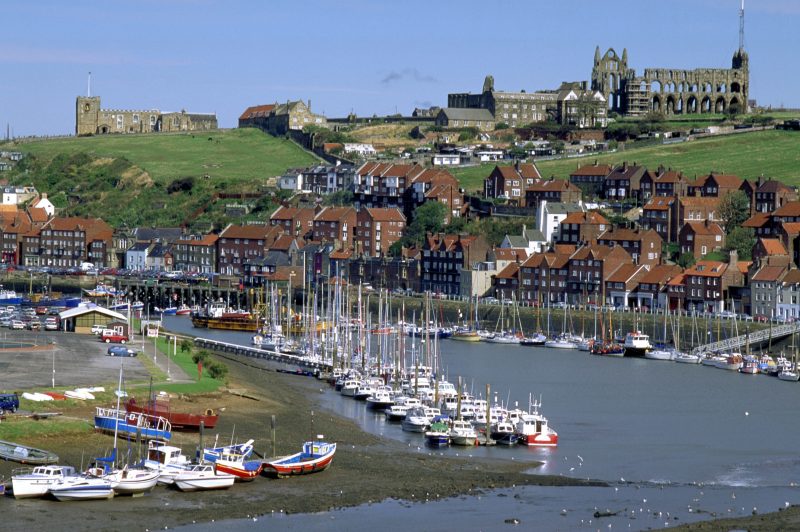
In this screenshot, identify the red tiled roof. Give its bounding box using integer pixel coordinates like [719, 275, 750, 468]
[495, 262, 520, 279]
[757, 178, 793, 194]
[270, 234, 297, 251]
[493, 248, 527, 261]
[598, 228, 660, 242]
[570, 164, 612, 177]
[643, 196, 675, 211]
[684, 260, 727, 278]
[780, 222, 800, 234]
[679, 196, 721, 208]
[639, 264, 682, 285]
[329, 249, 353, 260]
[314, 207, 356, 222]
[782, 269, 800, 284]
[606, 264, 645, 283]
[773, 201, 800, 217]
[239, 104, 275, 120]
[708, 173, 742, 188]
[270, 206, 315, 221]
[655, 171, 685, 183]
[742, 212, 770, 228]
[751, 265, 788, 282]
[667, 273, 686, 286]
[364, 207, 405, 222]
[27, 207, 48, 223]
[737, 260, 752, 274]
[220, 224, 272, 239]
[759, 238, 787, 256]
[562, 211, 610, 225]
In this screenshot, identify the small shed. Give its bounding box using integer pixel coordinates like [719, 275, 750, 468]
[58, 303, 128, 334]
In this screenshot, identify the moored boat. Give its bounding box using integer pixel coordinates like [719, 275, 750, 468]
[489, 421, 519, 446]
[262, 440, 336, 477]
[140, 440, 192, 485]
[173, 464, 236, 491]
[94, 407, 172, 440]
[11, 465, 78, 498]
[515, 398, 558, 447]
[590, 341, 625, 357]
[520, 333, 547, 346]
[424, 419, 451, 447]
[674, 352, 702, 364]
[449, 419, 478, 446]
[49, 475, 114, 501]
[623, 331, 652, 357]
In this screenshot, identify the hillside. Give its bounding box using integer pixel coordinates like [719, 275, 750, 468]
[452, 129, 800, 192]
[5, 128, 319, 228]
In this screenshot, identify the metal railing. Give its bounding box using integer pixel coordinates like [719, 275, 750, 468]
[689, 322, 800, 355]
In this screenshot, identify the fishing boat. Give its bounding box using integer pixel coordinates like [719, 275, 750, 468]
[191, 302, 260, 332]
[590, 340, 625, 357]
[125, 395, 218, 431]
[141, 440, 192, 485]
[520, 333, 547, 346]
[449, 419, 478, 446]
[740, 355, 760, 374]
[716, 353, 743, 371]
[401, 406, 429, 433]
[201, 439, 254, 463]
[175, 304, 192, 316]
[451, 328, 481, 342]
[0, 439, 59, 465]
[49, 475, 114, 501]
[623, 331, 652, 357]
[262, 439, 336, 477]
[0, 288, 23, 305]
[11, 465, 78, 498]
[83, 284, 120, 299]
[173, 464, 236, 491]
[94, 407, 172, 440]
[424, 419, 451, 447]
[489, 421, 519, 446]
[157, 306, 178, 315]
[515, 398, 558, 447]
[213, 447, 263, 481]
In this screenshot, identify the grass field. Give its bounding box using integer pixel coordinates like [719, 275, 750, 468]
[14, 128, 318, 183]
[452, 129, 800, 191]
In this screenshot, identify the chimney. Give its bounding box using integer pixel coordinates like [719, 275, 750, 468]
[757, 174, 764, 188]
[307, 99, 311, 110]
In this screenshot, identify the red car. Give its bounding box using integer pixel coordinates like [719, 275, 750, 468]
[101, 331, 129, 344]
[753, 315, 768, 323]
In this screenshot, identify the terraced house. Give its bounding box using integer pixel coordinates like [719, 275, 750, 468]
[217, 224, 281, 275]
[173, 234, 218, 274]
[30, 217, 113, 268]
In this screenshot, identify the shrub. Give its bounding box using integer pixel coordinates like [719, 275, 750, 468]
[207, 361, 229, 380]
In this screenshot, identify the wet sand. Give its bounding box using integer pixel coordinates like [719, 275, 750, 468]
[2, 350, 797, 531]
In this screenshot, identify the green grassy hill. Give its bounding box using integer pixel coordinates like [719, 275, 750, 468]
[452, 129, 800, 192]
[6, 128, 319, 228]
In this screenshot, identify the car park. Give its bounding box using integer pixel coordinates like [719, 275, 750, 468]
[107, 346, 137, 357]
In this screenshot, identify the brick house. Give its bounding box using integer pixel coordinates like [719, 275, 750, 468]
[602, 162, 648, 202]
[355, 207, 406, 257]
[425, 183, 465, 221]
[33, 217, 113, 268]
[524, 178, 582, 211]
[687, 173, 742, 198]
[641, 196, 677, 243]
[634, 264, 683, 310]
[484, 162, 542, 206]
[269, 205, 316, 238]
[173, 233, 218, 273]
[683, 260, 738, 313]
[770, 201, 800, 224]
[666, 273, 686, 311]
[750, 264, 789, 319]
[569, 163, 612, 197]
[751, 238, 790, 267]
[678, 221, 725, 257]
[753, 177, 797, 213]
[493, 262, 520, 301]
[742, 212, 773, 239]
[652, 170, 689, 197]
[566, 244, 631, 305]
[312, 207, 357, 247]
[604, 263, 650, 309]
[217, 224, 280, 275]
[555, 210, 610, 244]
[597, 227, 663, 266]
[421, 233, 490, 295]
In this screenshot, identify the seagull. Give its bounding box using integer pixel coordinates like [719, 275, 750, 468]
[577, 455, 584, 462]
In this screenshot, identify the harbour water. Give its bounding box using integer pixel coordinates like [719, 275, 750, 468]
[165, 316, 800, 530]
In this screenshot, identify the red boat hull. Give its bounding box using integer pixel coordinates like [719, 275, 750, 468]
[214, 461, 262, 481]
[262, 452, 334, 477]
[125, 399, 218, 430]
[518, 433, 559, 447]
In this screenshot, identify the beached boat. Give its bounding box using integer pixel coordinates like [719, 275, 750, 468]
[49, 475, 114, 501]
[212, 444, 263, 481]
[0, 439, 59, 465]
[125, 396, 218, 431]
[449, 419, 478, 446]
[94, 407, 172, 440]
[201, 439, 254, 463]
[11, 465, 78, 498]
[141, 440, 192, 485]
[0, 289, 23, 305]
[173, 464, 236, 491]
[262, 440, 336, 477]
[97, 465, 159, 495]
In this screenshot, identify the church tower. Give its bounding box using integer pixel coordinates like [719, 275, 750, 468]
[76, 96, 101, 136]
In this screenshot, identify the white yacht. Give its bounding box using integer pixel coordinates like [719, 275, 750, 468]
[11, 465, 78, 499]
[173, 464, 236, 492]
[623, 331, 652, 357]
[449, 419, 479, 446]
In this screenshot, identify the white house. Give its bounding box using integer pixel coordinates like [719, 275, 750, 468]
[2, 186, 37, 206]
[32, 194, 55, 217]
[126, 242, 152, 271]
[536, 200, 584, 243]
[278, 170, 309, 193]
[343, 143, 377, 157]
[432, 153, 460, 166]
[500, 224, 547, 255]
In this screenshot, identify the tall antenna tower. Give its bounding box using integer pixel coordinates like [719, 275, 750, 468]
[87, 71, 92, 97]
[739, 0, 745, 50]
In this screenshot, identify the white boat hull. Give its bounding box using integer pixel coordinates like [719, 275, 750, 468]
[544, 341, 577, 349]
[105, 469, 160, 494]
[175, 476, 235, 491]
[645, 349, 675, 361]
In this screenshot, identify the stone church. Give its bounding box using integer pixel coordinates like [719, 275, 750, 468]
[75, 96, 217, 136]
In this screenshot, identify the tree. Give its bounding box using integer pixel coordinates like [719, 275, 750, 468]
[403, 201, 448, 247]
[677, 252, 696, 269]
[725, 226, 756, 261]
[718, 190, 751, 233]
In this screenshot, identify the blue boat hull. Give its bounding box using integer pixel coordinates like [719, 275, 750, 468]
[94, 415, 171, 440]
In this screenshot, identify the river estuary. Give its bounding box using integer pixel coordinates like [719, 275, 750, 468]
[163, 316, 800, 531]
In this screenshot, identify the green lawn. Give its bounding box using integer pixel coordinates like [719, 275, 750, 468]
[15, 128, 319, 183]
[452, 129, 800, 190]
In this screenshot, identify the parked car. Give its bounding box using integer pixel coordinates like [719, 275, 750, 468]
[91, 324, 106, 335]
[28, 321, 41, 331]
[0, 393, 19, 413]
[44, 317, 58, 331]
[100, 331, 129, 344]
[10, 320, 24, 330]
[0, 317, 11, 327]
[753, 315, 768, 323]
[107, 346, 137, 357]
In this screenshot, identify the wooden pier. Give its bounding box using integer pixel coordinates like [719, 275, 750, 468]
[193, 338, 332, 372]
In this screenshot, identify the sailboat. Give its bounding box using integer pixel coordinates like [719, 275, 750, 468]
[646, 309, 676, 361]
[484, 295, 521, 344]
[590, 285, 624, 356]
[452, 296, 481, 342]
[778, 330, 800, 381]
[521, 291, 547, 346]
[91, 365, 160, 495]
[544, 302, 577, 349]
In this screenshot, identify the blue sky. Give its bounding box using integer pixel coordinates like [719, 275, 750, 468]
[2, 0, 798, 137]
